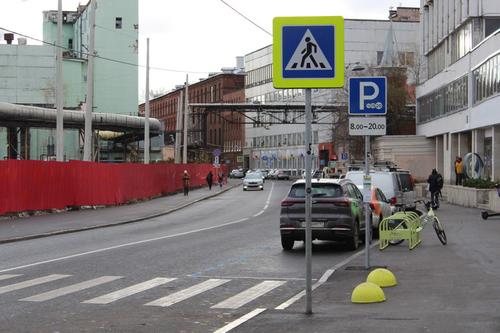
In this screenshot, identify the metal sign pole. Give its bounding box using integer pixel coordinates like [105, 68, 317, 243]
[364, 134, 371, 269]
[305, 88, 313, 314]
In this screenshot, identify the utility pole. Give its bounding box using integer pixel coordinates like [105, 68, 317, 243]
[174, 91, 183, 164]
[144, 38, 150, 164]
[182, 75, 189, 164]
[83, 0, 96, 161]
[55, 0, 64, 161]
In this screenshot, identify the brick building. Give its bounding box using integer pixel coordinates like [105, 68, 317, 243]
[139, 72, 245, 168]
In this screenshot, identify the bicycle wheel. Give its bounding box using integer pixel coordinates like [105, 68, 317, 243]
[432, 217, 447, 245]
[387, 219, 406, 246]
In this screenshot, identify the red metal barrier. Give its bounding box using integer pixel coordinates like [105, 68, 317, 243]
[0, 160, 224, 215]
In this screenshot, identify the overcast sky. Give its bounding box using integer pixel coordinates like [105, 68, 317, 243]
[1, 0, 420, 100]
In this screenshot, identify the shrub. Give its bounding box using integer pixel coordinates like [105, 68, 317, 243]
[462, 178, 498, 189]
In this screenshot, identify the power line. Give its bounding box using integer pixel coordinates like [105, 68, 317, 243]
[0, 26, 211, 74]
[218, 0, 272, 37]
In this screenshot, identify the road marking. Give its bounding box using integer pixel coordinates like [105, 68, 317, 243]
[0, 274, 70, 295]
[252, 183, 274, 217]
[0, 218, 250, 274]
[275, 242, 379, 310]
[213, 308, 266, 333]
[275, 269, 335, 310]
[0, 274, 21, 281]
[145, 278, 230, 307]
[191, 275, 312, 281]
[253, 210, 265, 217]
[211, 280, 286, 309]
[83, 277, 175, 305]
[20, 276, 122, 302]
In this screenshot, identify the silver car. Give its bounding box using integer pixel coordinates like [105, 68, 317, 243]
[279, 178, 367, 251]
[243, 172, 264, 191]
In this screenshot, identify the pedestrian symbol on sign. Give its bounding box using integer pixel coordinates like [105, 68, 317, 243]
[285, 30, 332, 71]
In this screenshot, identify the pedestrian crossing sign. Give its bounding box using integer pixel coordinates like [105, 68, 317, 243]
[273, 16, 344, 88]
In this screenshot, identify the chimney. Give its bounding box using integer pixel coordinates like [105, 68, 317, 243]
[4, 33, 14, 45]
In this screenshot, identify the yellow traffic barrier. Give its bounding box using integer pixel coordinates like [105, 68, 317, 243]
[367, 268, 397, 287]
[351, 282, 386, 303]
[379, 211, 422, 250]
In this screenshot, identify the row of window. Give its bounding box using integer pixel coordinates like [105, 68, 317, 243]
[245, 64, 272, 88]
[474, 52, 500, 105]
[248, 131, 319, 149]
[417, 75, 468, 123]
[417, 52, 500, 123]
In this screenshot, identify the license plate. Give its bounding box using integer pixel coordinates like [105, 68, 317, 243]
[301, 221, 325, 228]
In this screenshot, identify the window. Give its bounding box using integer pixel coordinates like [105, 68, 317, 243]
[115, 17, 122, 29]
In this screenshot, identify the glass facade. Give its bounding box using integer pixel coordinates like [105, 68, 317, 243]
[474, 52, 500, 105]
[417, 75, 468, 123]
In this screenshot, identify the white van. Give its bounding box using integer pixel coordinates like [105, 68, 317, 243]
[345, 170, 402, 207]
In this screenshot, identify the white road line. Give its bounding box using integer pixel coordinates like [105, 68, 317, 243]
[0, 218, 249, 274]
[145, 278, 230, 307]
[252, 183, 274, 217]
[0, 274, 21, 281]
[275, 269, 335, 310]
[253, 210, 265, 217]
[190, 275, 312, 281]
[20, 276, 122, 302]
[0, 274, 70, 295]
[275, 242, 379, 310]
[213, 308, 266, 333]
[83, 277, 175, 305]
[211, 280, 286, 309]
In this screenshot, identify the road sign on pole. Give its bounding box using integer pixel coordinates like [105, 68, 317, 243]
[273, 16, 344, 315]
[273, 16, 344, 88]
[349, 117, 387, 136]
[349, 77, 387, 115]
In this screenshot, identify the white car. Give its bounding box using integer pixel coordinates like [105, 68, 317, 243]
[243, 172, 264, 191]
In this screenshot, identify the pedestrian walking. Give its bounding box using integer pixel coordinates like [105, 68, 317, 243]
[182, 170, 190, 196]
[206, 171, 213, 190]
[427, 168, 443, 209]
[455, 156, 464, 185]
[218, 172, 224, 188]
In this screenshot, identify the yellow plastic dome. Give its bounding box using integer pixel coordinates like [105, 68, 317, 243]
[351, 282, 386, 303]
[367, 268, 397, 287]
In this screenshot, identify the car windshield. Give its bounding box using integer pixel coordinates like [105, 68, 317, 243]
[245, 173, 262, 180]
[288, 183, 342, 198]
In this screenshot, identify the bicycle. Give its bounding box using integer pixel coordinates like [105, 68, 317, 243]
[387, 199, 447, 246]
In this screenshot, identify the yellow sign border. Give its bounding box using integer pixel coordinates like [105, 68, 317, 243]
[273, 16, 344, 89]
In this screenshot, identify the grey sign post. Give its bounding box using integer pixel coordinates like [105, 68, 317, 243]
[348, 77, 387, 269]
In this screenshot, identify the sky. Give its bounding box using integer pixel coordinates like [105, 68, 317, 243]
[1, 0, 420, 101]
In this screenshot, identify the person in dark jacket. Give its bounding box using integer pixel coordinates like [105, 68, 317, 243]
[206, 171, 213, 190]
[182, 170, 190, 196]
[427, 169, 443, 209]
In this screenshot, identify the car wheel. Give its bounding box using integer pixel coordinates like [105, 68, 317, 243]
[281, 236, 294, 251]
[346, 221, 360, 251]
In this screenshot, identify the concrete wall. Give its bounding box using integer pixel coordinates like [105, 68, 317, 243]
[372, 135, 435, 182]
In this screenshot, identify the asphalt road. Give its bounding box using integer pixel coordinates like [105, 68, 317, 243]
[0, 180, 363, 332]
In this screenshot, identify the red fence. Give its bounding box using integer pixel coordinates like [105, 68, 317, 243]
[0, 160, 223, 215]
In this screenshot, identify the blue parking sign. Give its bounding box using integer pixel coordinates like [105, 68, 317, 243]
[349, 77, 387, 115]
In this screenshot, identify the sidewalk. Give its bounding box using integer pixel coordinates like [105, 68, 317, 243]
[0, 179, 241, 244]
[243, 202, 500, 332]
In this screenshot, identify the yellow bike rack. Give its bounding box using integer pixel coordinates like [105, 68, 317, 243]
[379, 211, 422, 250]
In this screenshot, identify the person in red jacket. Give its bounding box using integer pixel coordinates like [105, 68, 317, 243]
[182, 170, 190, 196]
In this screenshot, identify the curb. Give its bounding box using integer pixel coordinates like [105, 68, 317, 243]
[0, 183, 240, 245]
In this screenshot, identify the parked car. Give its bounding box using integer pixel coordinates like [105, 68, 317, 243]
[229, 168, 245, 178]
[242, 172, 264, 191]
[345, 170, 402, 208]
[268, 169, 278, 179]
[301, 169, 325, 179]
[276, 169, 291, 180]
[393, 170, 417, 209]
[279, 178, 368, 251]
[368, 186, 393, 238]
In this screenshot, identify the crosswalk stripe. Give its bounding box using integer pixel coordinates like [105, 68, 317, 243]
[82, 277, 176, 304]
[0, 274, 70, 295]
[211, 280, 286, 309]
[145, 279, 230, 307]
[20, 276, 122, 302]
[0, 274, 22, 282]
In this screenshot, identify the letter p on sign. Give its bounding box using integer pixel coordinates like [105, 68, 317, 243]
[348, 76, 387, 115]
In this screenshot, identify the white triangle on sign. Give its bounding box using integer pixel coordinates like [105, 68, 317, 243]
[285, 29, 333, 71]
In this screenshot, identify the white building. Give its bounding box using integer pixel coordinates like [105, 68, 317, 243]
[244, 8, 420, 172]
[416, 0, 500, 183]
